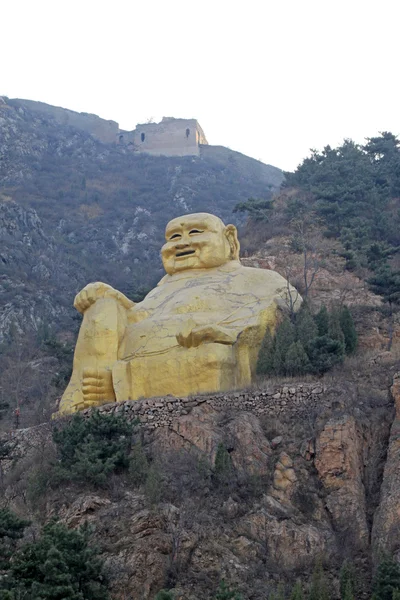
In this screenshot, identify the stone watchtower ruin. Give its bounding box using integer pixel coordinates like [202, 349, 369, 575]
[119, 117, 208, 157]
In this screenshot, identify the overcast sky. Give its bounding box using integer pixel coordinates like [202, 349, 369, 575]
[2, 0, 399, 171]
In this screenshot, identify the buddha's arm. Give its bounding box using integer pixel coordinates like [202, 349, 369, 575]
[176, 322, 238, 348]
[176, 291, 285, 350]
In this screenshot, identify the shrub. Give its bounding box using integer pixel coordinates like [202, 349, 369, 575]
[9, 520, 109, 599]
[52, 411, 134, 486]
[257, 303, 352, 378]
[256, 327, 275, 376]
[214, 580, 243, 600]
[0, 508, 30, 573]
[308, 560, 330, 600]
[285, 341, 311, 376]
[155, 591, 174, 600]
[144, 464, 163, 506]
[372, 555, 400, 600]
[308, 335, 344, 374]
[315, 306, 329, 337]
[129, 440, 149, 486]
[213, 443, 234, 488]
[290, 582, 304, 600]
[273, 318, 295, 374]
[339, 306, 358, 355]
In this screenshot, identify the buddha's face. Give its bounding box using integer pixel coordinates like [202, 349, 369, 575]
[161, 213, 235, 275]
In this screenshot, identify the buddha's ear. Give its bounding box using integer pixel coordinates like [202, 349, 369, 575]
[224, 224, 240, 261]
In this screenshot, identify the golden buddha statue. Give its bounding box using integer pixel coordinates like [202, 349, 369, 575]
[56, 213, 300, 415]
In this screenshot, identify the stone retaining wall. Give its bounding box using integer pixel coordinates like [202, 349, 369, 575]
[78, 383, 331, 429]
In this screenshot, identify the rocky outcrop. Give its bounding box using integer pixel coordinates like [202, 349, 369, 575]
[372, 372, 400, 561]
[4, 375, 397, 599]
[315, 415, 369, 549]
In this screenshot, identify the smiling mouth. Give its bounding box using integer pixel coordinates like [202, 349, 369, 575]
[175, 249, 196, 258]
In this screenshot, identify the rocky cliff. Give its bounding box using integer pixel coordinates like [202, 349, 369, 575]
[3, 363, 399, 599]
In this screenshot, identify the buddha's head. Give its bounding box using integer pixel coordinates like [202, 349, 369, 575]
[161, 213, 240, 275]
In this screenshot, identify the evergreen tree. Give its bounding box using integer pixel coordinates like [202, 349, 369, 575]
[368, 266, 400, 349]
[214, 580, 243, 600]
[256, 327, 276, 376]
[155, 590, 174, 600]
[52, 411, 134, 486]
[315, 306, 329, 337]
[290, 582, 304, 600]
[273, 318, 295, 375]
[285, 341, 311, 376]
[308, 335, 344, 374]
[295, 305, 318, 351]
[372, 555, 400, 600]
[328, 308, 345, 351]
[308, 561, 330, 600]
[129, 441, 149, 486]
[0, 508, 29, 570]
[339, 306, 357, 355]
[11, 521, 109, 600]
[31, 546, 80, 600]
[276, 583, 286, 600]
[339, 560, 356, 600]
[0, 508, 30, 596]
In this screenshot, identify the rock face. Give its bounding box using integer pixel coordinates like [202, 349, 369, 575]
[5, 376, 398, 599]
[372, 372, 400, 561]
[315, 416, 369, 548]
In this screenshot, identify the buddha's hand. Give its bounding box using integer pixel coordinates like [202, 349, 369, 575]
[74, 282, 135, 314]
[82, 368, 116, 407]
[176, 322, 237, 348]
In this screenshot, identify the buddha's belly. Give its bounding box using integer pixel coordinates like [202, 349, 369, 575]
[119, 313, 222, 359]
[113, 342, 244, 401]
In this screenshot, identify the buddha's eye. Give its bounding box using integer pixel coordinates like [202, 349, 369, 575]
[169, 233, 181, 240]
[189, 229, 203, 235]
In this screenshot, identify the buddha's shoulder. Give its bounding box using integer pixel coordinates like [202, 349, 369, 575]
[232, 264, 287, 284]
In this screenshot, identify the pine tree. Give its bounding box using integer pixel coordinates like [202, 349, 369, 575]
[342, 580, 354, 600]
[0, 509, 30, 597]
[273, 318, 295, 375]
[285, 341, 311, 376]
[372, 555, 400, 600]
[328, 309, 345, 351]
[315, 306, 329, 336]
[276, 583, 286, 600]
[290, 582, 304, 600]
[11, 521, 109, 600]
[309, 561, 330, 600]
[256, 327, 276, 376]
[214, 580, 242, 600]
[308, 335, 344, 374]
[155, 591, 174, 600]
[52, 410, 134, 486]
[339, 306, 357, 355]
[340, 560, 356, 600]
[295, 305, 318, 351]
[368, 266, 400, 350]
[31, 546, 80, 600]
[129, 441, 149, 486]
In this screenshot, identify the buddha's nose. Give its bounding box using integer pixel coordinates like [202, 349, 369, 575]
[175, 240, 191, 248]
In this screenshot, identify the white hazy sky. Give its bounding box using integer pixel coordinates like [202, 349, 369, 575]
[2, 0, 399, 171]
